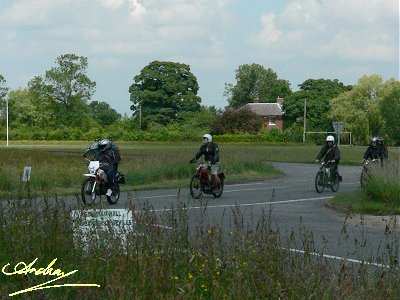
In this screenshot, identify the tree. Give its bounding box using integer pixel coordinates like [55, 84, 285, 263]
[283, 79, 352, 131]
[28, 54, 96, 126]
[89, 101, 121, 126]
[379, 80, 400, 145]
[129, 61, 201, 126]
[224, 64, 291, 109]
[329, 75, 393, 145]
[210, 106, 261, 135]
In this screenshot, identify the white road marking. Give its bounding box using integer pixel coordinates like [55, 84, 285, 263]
[283, 247, 395, 269]
[135, 181, 360, 200]
[148, 196, 334, 212]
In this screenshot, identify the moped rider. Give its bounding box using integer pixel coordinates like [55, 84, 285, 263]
[363, 136, 381, 162]
[376, 136, 388, 160]
[83, 138, 121, 171]
[315, 135, 340, 181]
[94, 139, 118, 197]
[190, 134, 221, 192]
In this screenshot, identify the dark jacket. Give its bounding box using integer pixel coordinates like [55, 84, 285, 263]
[94, 148, 117, 169]
[377, 144, 388, 159]
[316, 143, 340, 163]
[363, 145, 381, 160]
[84, 141, 121, 162]
[193, 142, 220, 164]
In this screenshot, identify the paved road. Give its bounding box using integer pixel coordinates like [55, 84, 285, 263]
[109, 162, 399, 268]
[9, 161, 395, 268]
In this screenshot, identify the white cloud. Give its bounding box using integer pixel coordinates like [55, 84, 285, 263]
[99, 0, 125, 9]
[251, 0, 399, 62]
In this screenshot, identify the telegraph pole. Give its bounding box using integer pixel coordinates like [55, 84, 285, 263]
[6, 98, 8, 147]
[303, 99, 307, 143]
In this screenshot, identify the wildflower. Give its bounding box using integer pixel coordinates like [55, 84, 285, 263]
[188, 273, 193, 279]
[174, 276, 179, 280]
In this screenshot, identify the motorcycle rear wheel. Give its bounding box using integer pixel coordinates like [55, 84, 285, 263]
[107, 184, 120, 205]
[330, 177, 340, 192]
[190, 174, 203, 199]
[81, 178, 96, 205]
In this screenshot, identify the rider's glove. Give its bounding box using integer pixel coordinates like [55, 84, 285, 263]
[189, 158, 196, 163]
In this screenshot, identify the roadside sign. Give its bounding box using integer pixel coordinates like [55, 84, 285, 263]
[71, 209, 132, 251]
[332, 122, 345, 146]
[22, 166, 32, 182]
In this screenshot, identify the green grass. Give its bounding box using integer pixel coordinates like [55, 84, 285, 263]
[329, 190, 400, 215]
[330, 162, 400, 215]
[0, 141, 398, 204]
[0, 141, 399, 298]
[0, 198, 398, 299]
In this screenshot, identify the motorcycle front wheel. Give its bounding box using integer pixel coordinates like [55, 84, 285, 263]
[315, 171, 325, 193]
[107, 183, 120, 205]
[360, 170, 369, 189]
[212, 180, 224, 198]
[81, 178, 96, 205]
[190, 174, 203, 199]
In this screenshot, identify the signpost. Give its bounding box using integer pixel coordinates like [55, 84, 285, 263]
[332, 121, 345, 146]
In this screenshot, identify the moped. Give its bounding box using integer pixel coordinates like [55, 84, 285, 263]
[190, 162, 225, 199]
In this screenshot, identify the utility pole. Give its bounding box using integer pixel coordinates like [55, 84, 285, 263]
[6, 98, 8, 147]
[303, 99, 306, 143]
[139, 104, 142, 130]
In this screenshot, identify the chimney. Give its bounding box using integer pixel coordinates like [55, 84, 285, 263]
[276, 96, 284, 106]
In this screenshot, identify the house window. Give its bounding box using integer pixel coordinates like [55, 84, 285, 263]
[269, 116, 276, 125]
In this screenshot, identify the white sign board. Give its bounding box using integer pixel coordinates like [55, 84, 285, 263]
[22, 166, 32, 182]
[71, 209, 134, 250]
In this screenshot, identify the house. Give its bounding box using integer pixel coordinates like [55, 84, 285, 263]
[242, 97, 284, 130]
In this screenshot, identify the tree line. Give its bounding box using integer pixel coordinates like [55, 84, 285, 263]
[0, 54, 399, 145]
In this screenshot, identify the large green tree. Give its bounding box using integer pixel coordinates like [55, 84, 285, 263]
[329, 75, 396, 145]
[89, 101, 121, 126]
[224, 64, 292, 109]
[283, 79, 352, 131]
[28, 54, 96, 127]
[378, 80, 400, 145]
[129, 61, 201, 126]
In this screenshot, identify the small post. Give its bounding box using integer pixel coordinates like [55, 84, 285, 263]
[22, 166, 32, 198]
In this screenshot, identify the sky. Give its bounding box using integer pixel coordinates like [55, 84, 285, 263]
[0, 0, 398, 116]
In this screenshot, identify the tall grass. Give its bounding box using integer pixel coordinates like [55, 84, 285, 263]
[365, 161, 400, 206]
[0, 197, 398, 299]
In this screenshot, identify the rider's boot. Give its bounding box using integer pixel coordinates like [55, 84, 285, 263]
[211, 174, 220, 193]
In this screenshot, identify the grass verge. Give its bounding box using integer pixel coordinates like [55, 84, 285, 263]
[0, 198, 399, 299]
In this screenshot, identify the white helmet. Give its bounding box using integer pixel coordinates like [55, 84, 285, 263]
[326, 135, 335, 142]
[202, 134, 212, 143]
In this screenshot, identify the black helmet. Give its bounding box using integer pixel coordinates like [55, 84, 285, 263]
[377, 136, 383, 144]
[370, 136, 377, 143]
